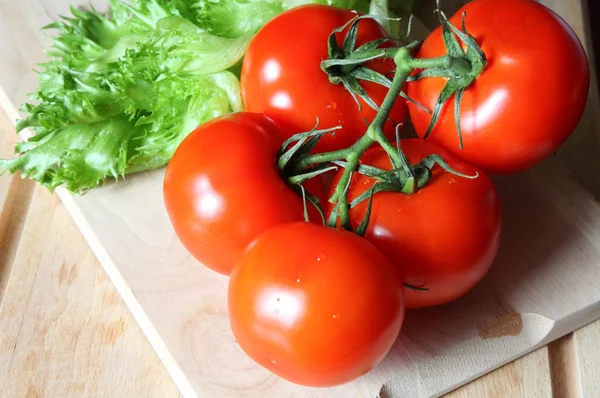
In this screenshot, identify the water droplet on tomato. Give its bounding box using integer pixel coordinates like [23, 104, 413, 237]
[296, 278, 301, 283]
[327, 101, 337, 110]
[333, 314, 338, 319]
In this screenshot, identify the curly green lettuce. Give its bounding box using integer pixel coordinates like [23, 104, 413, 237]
[1, 0, 368, 193]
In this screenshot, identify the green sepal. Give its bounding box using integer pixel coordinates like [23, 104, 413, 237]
[354, 184, 376, 237]
[277, 122, 341, 171]
[419, 1, 487, 144]
[352, 67, 429, 113]
[296, 184, 326, 225]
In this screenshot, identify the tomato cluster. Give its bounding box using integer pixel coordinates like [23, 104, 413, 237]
[163, 0, 588, 388]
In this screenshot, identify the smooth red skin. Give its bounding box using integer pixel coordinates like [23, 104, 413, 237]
[241, 4, 408, 153]
[329, 139, 502, 308]
[163, 113, 323, 276]
[228, 222, 405, 387]
[407, 0, 590, 174]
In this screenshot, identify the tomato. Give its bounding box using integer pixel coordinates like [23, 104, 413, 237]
[241, 4, 408, 153]
[163, 113, 324, 276]
[407, 0, 589, 174]
[228, 222, 404, 387]
[329, 139, 501, 308]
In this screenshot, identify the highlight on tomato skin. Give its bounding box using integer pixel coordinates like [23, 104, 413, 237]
[241, 4, 409, 154]
[163, 112, 325, 276]
[329, 139, 502, 309]
[228, 222, 405, 387]
[407, 0, 590, 174]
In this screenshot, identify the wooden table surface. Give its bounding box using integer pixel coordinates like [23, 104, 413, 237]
[1, 1, 600, 397]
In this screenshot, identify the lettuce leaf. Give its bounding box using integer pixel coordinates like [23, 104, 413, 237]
[369, 0, 415, 38]
[1, 0, 367, 193]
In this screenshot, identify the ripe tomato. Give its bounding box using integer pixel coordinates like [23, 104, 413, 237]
[407, 0, 589, 174]
[330, 139, 502, 308]
[228, 222, 404, 387]
[241, 4, 408, 153]
[163, 113, 324, 276]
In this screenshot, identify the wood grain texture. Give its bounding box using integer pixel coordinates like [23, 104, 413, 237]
[573, 322, 600, 398]
[445, 347, 552, 398]
[1, 1, 600, 397]
[548, 334, 582, 398]
[0, 105, 36, 305]
[0, 174, 181, 397]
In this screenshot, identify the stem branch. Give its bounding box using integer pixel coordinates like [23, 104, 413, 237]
[409, 55, 451, 69]
[297, 47, 420, 228]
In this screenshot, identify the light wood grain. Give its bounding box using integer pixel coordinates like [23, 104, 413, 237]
[0, 91, 20, 207]
[573, 321, 600, 397]
[2, 1, 600, 397]
[0, 104, 36, 303]
[0, 143, 181, 396]
[445, 347, 553, 398]
[548, 334, 582, 398]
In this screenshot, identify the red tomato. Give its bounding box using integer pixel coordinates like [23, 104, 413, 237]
[330, 139, 502, 308]
[163, 113, 324, 276]
[407, 0, 589, 174]
[228, 222, 404, 387]
[241, 4, 408, 153]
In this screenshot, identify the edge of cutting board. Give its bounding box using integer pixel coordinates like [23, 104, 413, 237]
[0, 84, 198, 398]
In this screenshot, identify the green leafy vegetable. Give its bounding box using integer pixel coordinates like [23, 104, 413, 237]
[1, 0, 368, 193]
[369, 0, 415, 38]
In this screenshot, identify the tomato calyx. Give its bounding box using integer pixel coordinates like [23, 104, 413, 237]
[277, 122, 341, 223]
[328, 143, 477, 237]
[278, 5, 487, 234]
[410, 1, 487, 148]
[282, 47, 473, 228]
[319, 2, 487, 150]
[320, 14, 424, 113]
[281, 50, 478, 233]
[334, 147, 477, 201]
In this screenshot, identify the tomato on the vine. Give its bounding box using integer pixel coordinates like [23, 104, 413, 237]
[329, 139, 501, 308]
[228, 222, 405, 387]
[407, 0, 589, 174]
[241, 4, 408, 153]
[163, 113, 324, 276]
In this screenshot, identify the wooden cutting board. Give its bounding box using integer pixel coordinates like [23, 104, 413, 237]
[1, 1, 599, 397]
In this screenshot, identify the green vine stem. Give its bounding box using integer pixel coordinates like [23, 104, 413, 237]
[291, 48, 450, 227]
[282, 6, 487, 230]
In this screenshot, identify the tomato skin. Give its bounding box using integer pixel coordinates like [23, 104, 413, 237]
[407, 0, 590, 174]
[330, 139, 502, 308]
[228, 222, 405, 387]
[163, 113, 323, 276]
[241, 4, 408, 153]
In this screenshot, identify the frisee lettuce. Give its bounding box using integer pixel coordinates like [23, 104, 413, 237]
[1, 0, 368, 193]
